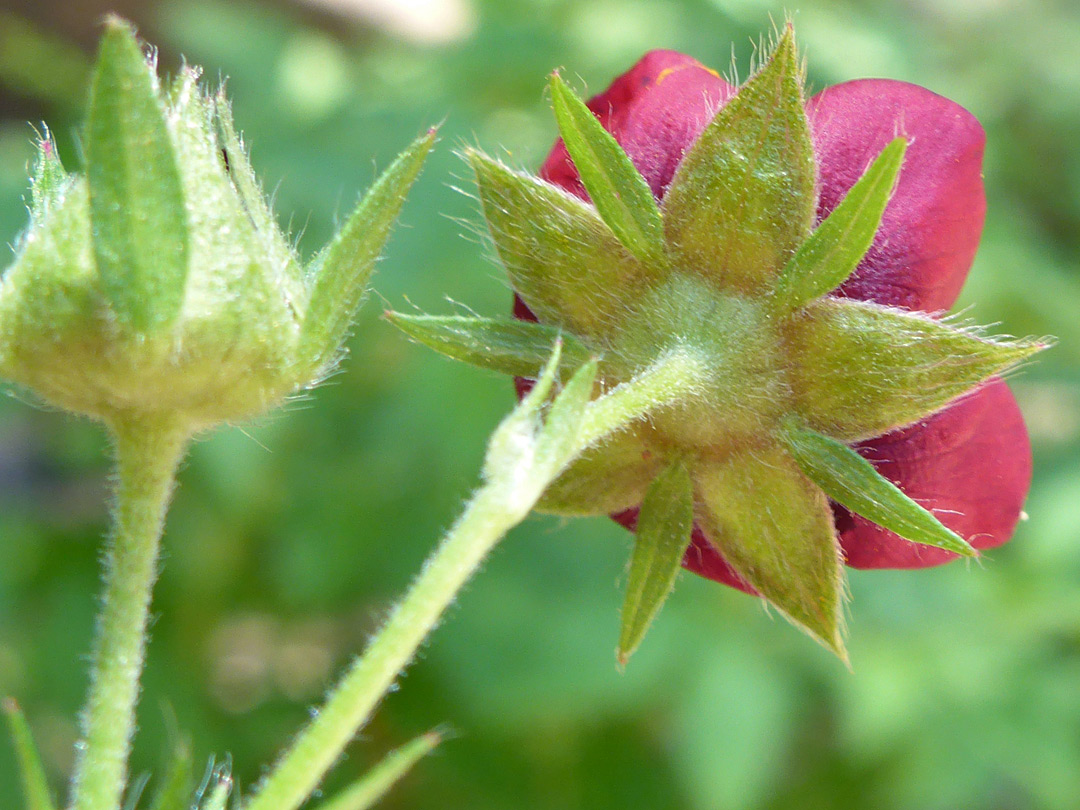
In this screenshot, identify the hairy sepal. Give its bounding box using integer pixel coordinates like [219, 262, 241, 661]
[662, 28, 816, 295]
[785, 297, 1043, 441]
[694, 446, 846, 659]
[537, 428, 659, 516]
[467, 149, 659, 342]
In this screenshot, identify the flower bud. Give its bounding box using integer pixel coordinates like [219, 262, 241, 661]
[0, 18, 433, 432]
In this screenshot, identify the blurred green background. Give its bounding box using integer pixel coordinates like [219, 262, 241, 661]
[1, 0, 1079, 808]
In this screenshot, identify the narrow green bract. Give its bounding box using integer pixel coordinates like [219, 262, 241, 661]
[780, 423, 977, 557]
[313, 732, 442, 810]
[384, 313, 592, 378]
[618, 461, 695, 665]
[300, 129, 436, 375]
[549, 71, 666, 267]
[773, 137, 908, 313]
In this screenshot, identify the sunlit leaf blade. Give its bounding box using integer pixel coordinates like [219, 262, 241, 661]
[313, 731, 442, 810]
[147, 738, 194, 810]
[3, 699, 57, 810]
[537, 428, 658, 516]
[618, 460, 694, 665]
[780, 423, 977, 557]
[785, 297, 1044, 441]
[549, 71, 666, 267]
[299, 128, 436, 372]
[663, 28, 815, 295]
[694, 446, 846, 659]
[467, 149, 656, 342]
[773, 137, 908, 314]
[86, 17, 188, 332]
[384, 312, 592, 378]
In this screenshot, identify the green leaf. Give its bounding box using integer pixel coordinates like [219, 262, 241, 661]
[663, 27, 815, 296]
[785, 297, 1044, 441]
[549, 71, 666, 267]
[299, 128, 436, 372]
[618, 460, 694, 665]
[537, 428, 658, 516]
[3, 699, 57, 810]
[780, 423, 977, 557]
[384, 313, 592, 378]
[313, 732, 442, 810]
[694, 446, 846, 659]
[773, 137, 908, 314]
[466, 149, 656, 342]
[86, 17, 188, 332]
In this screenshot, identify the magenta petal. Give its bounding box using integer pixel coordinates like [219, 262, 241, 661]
[837, 377, 1032, 569]
[807, 79, 986, 312]
[540, 50, 734, 201]
[612, 507, 758, 594]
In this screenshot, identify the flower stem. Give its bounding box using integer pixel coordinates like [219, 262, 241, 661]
[245, 349, 706, 810]
[69, 417, 188, 810]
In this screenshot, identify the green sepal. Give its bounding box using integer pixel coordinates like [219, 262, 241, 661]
[86, 17, 189, 333]
[773, 137, 907, 314]
[3, 699, 57, 810]
[662, 27, 815, 295]
[299, 128, 436, 374]
[549, 71, 666, 267]
[617, 460, 694, 666]
[780, 422, 977, 557]
[384, 312, 592, 378]
[537, 428, 658, 516]
[312, 731, 442, 810]
[695, 446, 846, 659]
[466, 149, 655, 342]
[786, 297, 1044, 441]
[146, 738, 194, 810]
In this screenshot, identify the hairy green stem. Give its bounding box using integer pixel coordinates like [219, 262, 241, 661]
[69, 417, 188, 810]
[245, 350, 705, 810]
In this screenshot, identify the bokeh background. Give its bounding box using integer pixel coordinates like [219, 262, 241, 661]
[1, 0, 1079, 808]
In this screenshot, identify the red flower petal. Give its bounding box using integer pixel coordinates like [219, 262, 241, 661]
[540, 50, 734, 201]
[806, 79, 986, 313]
[836, 377, 1032, 568]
